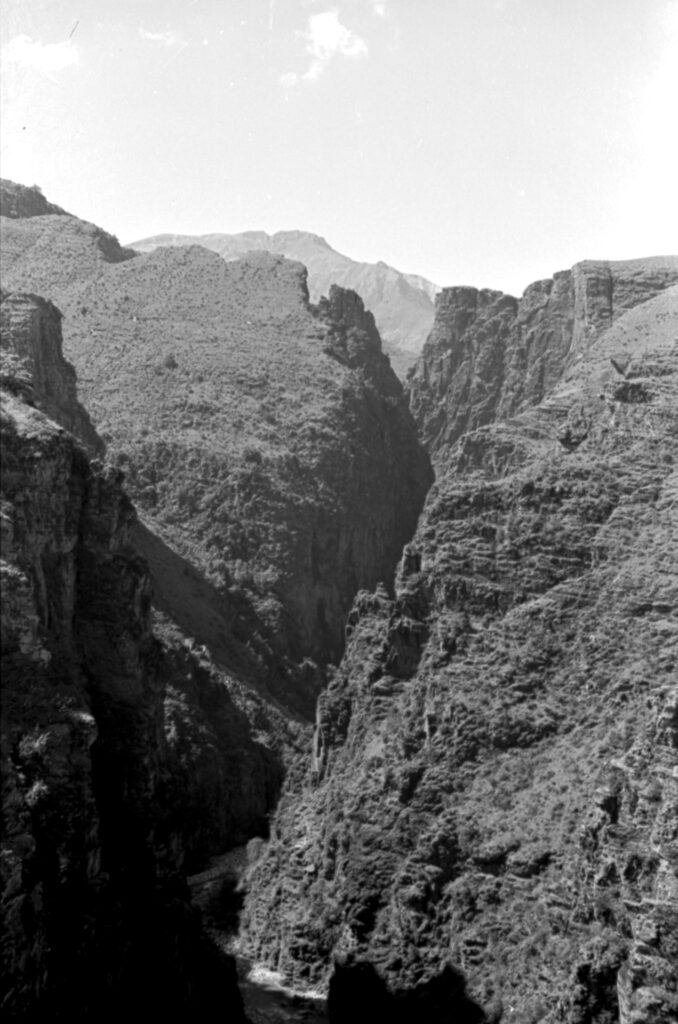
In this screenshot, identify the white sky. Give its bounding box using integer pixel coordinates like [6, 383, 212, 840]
[1, 0, 677, 295]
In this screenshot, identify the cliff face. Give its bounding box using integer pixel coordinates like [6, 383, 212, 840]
[0, 291, 102, 454]
[240, 279, 678, 1022]
[0, 285, 306, 1016]
[408, 257, 678, 462]
[4, 179, 675, 1020]
[1, 203, 432, 717]
[0, 391, 246, 1020]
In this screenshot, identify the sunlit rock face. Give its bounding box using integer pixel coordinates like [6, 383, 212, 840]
[408, 256, 678, 463]
[0, 291, 102, 454]
[240, 274, 678, 1023]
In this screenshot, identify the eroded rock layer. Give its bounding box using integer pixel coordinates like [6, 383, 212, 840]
[240, 280, 678, 1022]
[0, 291, 102, 454]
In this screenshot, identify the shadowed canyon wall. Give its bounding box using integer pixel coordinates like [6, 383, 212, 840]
[0, 387, 248, 1020]
[1, 181, 436, 1018]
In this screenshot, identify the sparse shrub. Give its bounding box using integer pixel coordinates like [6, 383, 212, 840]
[242, 445, 263, 465]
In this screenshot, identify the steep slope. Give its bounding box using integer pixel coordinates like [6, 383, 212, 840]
[0, 391, 248, 1021]
[0, 181, 135, 294]
[239, 281, 678, 1022]
[408, 256, 678, 462]
[130, 228, 440, 377]
[0, 284, 293, 868]
[1, 285, 326, 1016]
[2, 192, 432, 719]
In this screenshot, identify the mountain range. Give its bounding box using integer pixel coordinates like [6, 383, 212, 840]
[1, 178, 677, 1023]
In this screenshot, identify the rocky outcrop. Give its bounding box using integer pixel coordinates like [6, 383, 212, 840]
[2, 202, 432, 717]
[315, 284, 399, 391]
[0, 390, 247, 1020]
[239, 281, 678, 1021]
[0, 291, 102, 454]
[129, 227, 440, 377]
[408, 257, 678, 462]
[0, 179, 67, 219]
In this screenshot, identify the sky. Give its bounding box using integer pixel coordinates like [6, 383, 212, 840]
[1, 0, 677, 295]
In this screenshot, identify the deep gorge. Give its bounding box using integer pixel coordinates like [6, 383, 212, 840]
[1, 181, 677, 1023]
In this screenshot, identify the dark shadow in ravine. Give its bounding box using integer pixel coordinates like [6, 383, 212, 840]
[327, 959, 487, 1024]
[132, 519, 321, 719]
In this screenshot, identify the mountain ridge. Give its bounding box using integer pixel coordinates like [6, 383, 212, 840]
[129, 227, 440, 377]
[1, 177, 676, 1022]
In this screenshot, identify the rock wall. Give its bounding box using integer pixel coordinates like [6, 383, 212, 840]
[0, 291, 102, 454]
[408, 257, 678, 462]
[1, 202, 433, 717]
[240, 282, 678, 1022]
[0, 391, 247, 1020]
[0, 292, 298, 1017]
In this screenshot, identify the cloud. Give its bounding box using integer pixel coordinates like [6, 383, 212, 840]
[139, 27, 185, 48]
[282, 9, 368, 85]
[372, 0, 388, 16]
[1, 35, 78, 78]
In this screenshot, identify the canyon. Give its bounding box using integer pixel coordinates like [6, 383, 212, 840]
[241, 260, 678, 1022]
[1, 179, 676, 1023]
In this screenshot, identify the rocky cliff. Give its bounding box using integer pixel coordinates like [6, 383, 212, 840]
[4, 178, 676, 1021]
[129, 227, 440, 377]
[0, 388, 249, 1019]
[0, 291, 102, 454]
[408, 257, 678, 462]
[0, 280, 330, 1018]
[1, 189, 432, 719]
[240, 273, 678, 1022]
